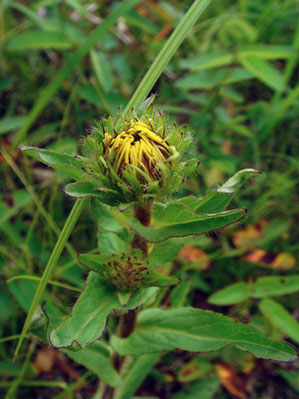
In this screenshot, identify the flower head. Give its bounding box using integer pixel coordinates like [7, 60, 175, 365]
[102, 119, 172, 182]
[82, 99, 198, 205]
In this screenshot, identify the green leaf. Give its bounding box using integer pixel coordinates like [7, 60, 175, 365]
[179, 50, 234, 71]
[115, 354, 160, 399]
[91, 50, 113, 92]
[6, 31, 74, 50]
[111, 308, 297, 361]
[117, 291, 132, 306]
[63, 182, 99, 198]
[173, 378, 220, 399]
[177, 357, 212, 382]
[148, 238, 185, 267]
[64, 182, 121, 205]
[50, 272, 157, 349]
[0, 116, 25, 135]
[180, 168, 261, 213]
[62, 342, 121, 387]
[170, 281, 192, 308]
[129, 205, 246, 243]
[259, 299, 299, 343]
[21, 146, 86, 181]
[238, 45, 295, 60]
[77, 254, 109, 274]
[208, 282, 250, 305]
[252, 275, 299, 298]
[145, 267, 179, 288]
[239, 56, 286, 92]
[91, 198, 129, 240]
[208, 275, 299, 306]
[279, 369, 299, 393]
[98, 229, 128, 256]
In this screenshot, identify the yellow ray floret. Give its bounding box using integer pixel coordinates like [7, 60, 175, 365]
[103, 119, 171, 180]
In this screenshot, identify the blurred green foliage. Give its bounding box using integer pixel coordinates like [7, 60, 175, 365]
[0, 0, 298, 398]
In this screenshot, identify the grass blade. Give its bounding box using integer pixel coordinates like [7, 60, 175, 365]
[124, 0, 211, 115]
[13, 198, 86, 359]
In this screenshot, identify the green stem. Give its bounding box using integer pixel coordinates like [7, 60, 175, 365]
[123, 0, 211, 116]
[13, 199, 86, 359]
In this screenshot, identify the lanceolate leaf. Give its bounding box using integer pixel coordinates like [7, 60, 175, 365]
[64, 182, 121, 205]
[179, 168, 261, 213]
[252, 275, 299, 298]
[208, 282, 250, 305]
[129, 206, 246, 243]
[62, 342, 122, 387]
[115, 354, 160, 399]
[111, 308, 297, 361]
[208, 275, 299, 305]
[21, 146, 87, 180]
[259, 299, 299, 343]
[50, 272, 157, 349]
[91, 198, 129, 240]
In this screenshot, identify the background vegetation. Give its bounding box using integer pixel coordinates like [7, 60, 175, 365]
[0, 0, 298, 398]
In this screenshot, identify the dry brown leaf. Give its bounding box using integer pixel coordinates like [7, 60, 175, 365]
[215, 363, 247, 398]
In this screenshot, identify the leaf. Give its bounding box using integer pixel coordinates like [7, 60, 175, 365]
[91, 198, 129, 240]
[145, 267, 179, 288]
[279, 369, 299, 393]
[173, 378, 220, 399]
[238, 45, 295, 60]
[129, 205, 246, 243]
[178, 245, 211, 269]
[180, 169, 261, 213]
[177, 357, 212, 382]
[178, 50, 234, 71]
[252, 275, 299, 298]
[6, 31, 74, 50]
[114, 354, 160, 399]
[0, 116, 25, 135]
[243, 249, 295, 270]
[239, 56, 286, 92]
[111, 307, 297, 361]
[91, 50, 113, 92]
[21, 146, 86, 181]
[77, 253, 109, 274]
[232, 219, 266, 248]
[259, 299, 299, 343]
[98, 229, 128, 256]
[215, 363, 246, 398]
[64, 182, 121, 205]
[208, 282, 250, 305]
[208, 276, 299, 306]
[63, 182, 99, 198]
[170, 281, 192, 308]
[50, 272, 157, 349]
[148, 238, 185, 267]
[62, 342, 121, 387]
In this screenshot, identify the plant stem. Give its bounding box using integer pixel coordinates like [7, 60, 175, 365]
[131, 204, 152, 257]
[14, 198, 86, 359]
